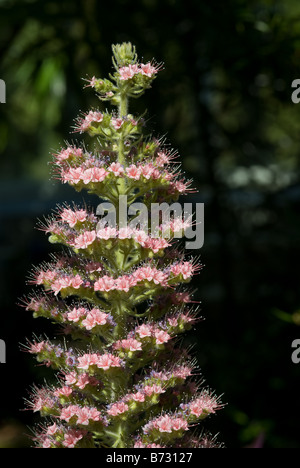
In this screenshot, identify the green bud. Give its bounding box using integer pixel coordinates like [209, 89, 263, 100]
[112, 42, 138, 68]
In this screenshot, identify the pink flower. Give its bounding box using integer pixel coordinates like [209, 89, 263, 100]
[82, 167, 108, 184]
[143, 384, 165, 396]
[172, 418, 188, 432]
[60, 405, 78, 423]
[139, 62, 159, 78]
[94, 275, 116, 292]
[114, 338, 142, 352]
[140, 163, 154, 179]
[111, 117, 124, 130]
[156, 151, 170, 167]
[67, 307, 86, 323]
[97, 353, 122, 370]
[77, 353, 99, 370]
[118, 227, 133, 239]
[130, 392, 145, 403]
[148, 238, 169, 253]
[107, 402, 129, 416]
[73, 230, 96, 249]
[119, 64, 139, 80]
[42, 438, 52, 449]
[82, 309, 108, 330]
[154, 329, 171, 345]
[62, 429, 84, 448]
[152, 269, 168, 285]
[65, 372, 78, 386]
[46, 423, 58, 436]
[180, 262, 194, 279]
[189, 393, 218, 417]
[126, 164, 141, 180]
[54, 386, 73, 397]
[96, 227, 117, 240]
[62, 167, 84, 184]
[135, 324, 152, 338]
[78, 111, 103, 132]
[173, 366, 192, 380]
[133, 230, 148, 246]
[76, 407, 90, 425]
[76, 374, 91, 390]
[88, 407, 102, 422]
[60, 208, 78, 227]
[70, 274, 84, 289]
[29, 341, 46, 354]
[60, 207, 87, 226]
[108, 162, 125, 176]
[55, 146, 83, 163]
[115, 276, 132, 292]
[155, 415, 172, 433]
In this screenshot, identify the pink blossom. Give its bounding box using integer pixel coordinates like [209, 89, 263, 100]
[126, 164, 141, 180]
[76, 407, 91, 425]
[154, 329, 171, 345]
[67, 307, 86, 323]
[107, 402, 129, 416]
[143, 384, 165, 396]
[42, 438, 52, 448]
[135, 323, 153, 338]
[133, 230, 148, 246]
[152, 269, 168, 285]
[139, 62, 159, 78]
[60, 208, 78, 227]
[140, 164, 154, 179]
[62, 167, 84, 184]
[78, 111, 103, 132]
[54, 386, 73, 397]
[76, 374, 91, 390]
[189, 393, 218, 417]
[180, 262, 194, 279]
[130, 392, 145, 403]
[173, 365, 192, 380]
[77, 353, 100, 370]
[115, 276, 132, 292]
[96, 227, 117, 240]
[94, 275, 116, 292]
[155, 415, 172, 433]
[119, 64, 139, 80]
[118, 227, 134, 239]
[108, 162, 125, 176]
[73, 230, 96, 249]
[46, 423, 58, 436]
[60, 405, 78, 423]
[88, 407, 102, 422]
[171, 417, 188, 432]
[82, 309, 108, 330]
[29, 341, 46, 354]
[55, 146, 83, 163]
[97, 353, 122, 370]
[62, 429, 83, 448]
[156, 151, 170, 167]
[70, 274, 84, 289]
[82, 167, 108, 184]
[65, 372, 78, 386]
[111, 117, 124, 130]
[114, 338, 142, 352]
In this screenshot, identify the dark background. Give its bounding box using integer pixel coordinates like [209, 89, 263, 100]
[0, 0, 300, 448]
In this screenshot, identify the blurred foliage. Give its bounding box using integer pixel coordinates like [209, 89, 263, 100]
[0, 0, 300, 448]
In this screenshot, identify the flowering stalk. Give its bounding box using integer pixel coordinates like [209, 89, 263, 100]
[22, 43, 223, 449]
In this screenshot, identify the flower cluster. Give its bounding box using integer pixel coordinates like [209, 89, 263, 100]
[22, 42, 223, 448]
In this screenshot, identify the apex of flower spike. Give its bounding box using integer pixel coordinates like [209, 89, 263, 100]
[112, 42, 138, 68]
